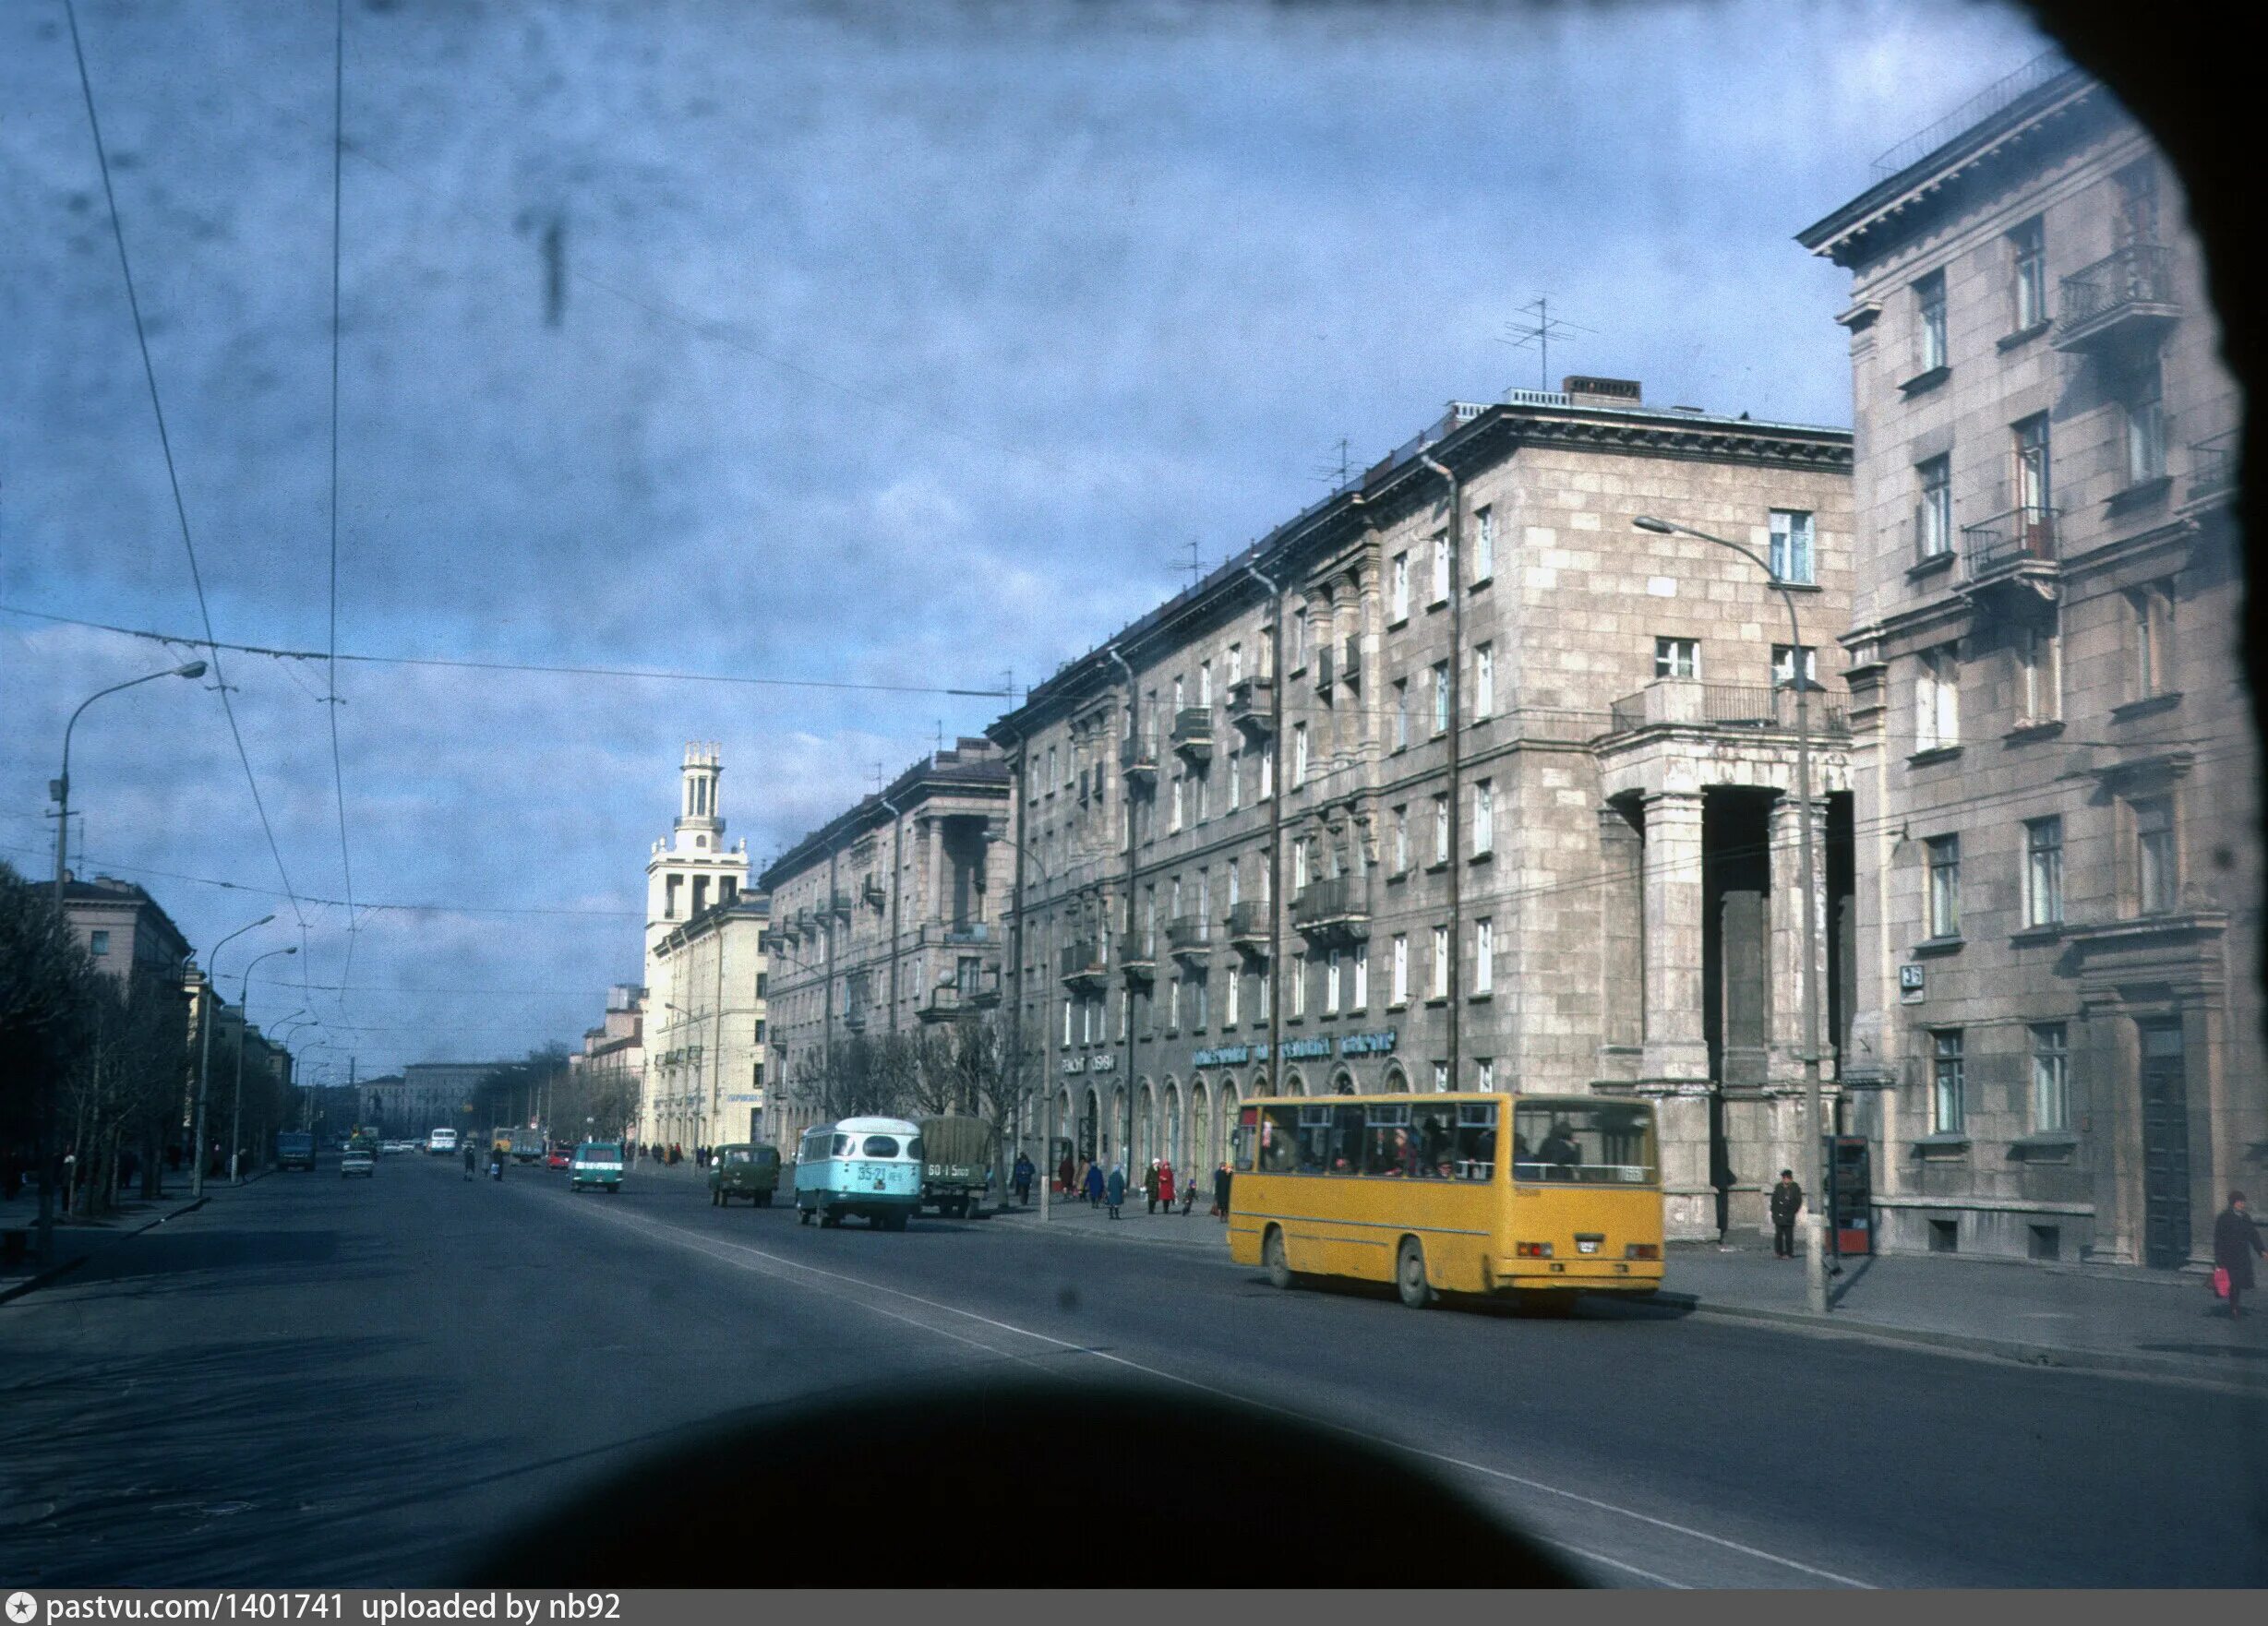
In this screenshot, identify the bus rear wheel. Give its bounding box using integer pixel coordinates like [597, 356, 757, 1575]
[1264, 1227, 1293, 1290]
[1396, 1239, 1434, 1309]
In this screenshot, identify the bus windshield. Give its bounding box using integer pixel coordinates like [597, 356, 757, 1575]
[1510, 1101, 1658, 1186]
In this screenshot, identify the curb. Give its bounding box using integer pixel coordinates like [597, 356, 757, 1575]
[1663, 1293, 2268, 1392]
[989, 1209, 1230, 1257]
[0, 1189, 216, 1308]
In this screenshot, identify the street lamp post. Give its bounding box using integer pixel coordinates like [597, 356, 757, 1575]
[1635, 515, 1829, 1315]
[229, 946, 297, 1184]
[190, 915, 275, 1198]
[38, 659, 207, 1261]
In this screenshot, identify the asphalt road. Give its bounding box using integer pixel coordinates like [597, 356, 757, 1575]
[4, 1155, 2263, 1587]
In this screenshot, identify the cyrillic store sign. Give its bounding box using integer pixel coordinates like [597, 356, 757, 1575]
[1189, 1029, 1398, 1069]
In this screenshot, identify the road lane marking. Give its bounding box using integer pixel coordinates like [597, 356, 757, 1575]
[554, 1191, 1874, 1588]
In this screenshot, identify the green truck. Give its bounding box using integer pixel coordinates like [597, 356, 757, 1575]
[708, 1142, 781, 1207]
[916, 1115, 997, 1218]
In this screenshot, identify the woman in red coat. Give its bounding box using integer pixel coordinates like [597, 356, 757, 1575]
[1158, 1161, 1176, 1212]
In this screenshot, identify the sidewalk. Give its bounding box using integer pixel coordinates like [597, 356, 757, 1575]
[0, 1168, 238, 1302]
[991, 1197, 2268, 1391]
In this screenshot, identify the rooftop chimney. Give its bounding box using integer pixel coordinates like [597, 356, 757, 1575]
[1562, 375, 1643, 408]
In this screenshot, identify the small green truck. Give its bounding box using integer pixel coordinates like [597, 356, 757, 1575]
[708, 1142, 781, 1207]
[916, 1115, 997, 1218]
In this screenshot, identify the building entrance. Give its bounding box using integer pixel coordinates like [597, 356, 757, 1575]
[2139, 1020, 2190, 1269]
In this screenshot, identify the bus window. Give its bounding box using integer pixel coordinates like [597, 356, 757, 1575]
[1297, 1106, 1336, 1173]
[832, 1134, 853, 1157]
[1232, 1106, 1258, 1172]
[861, 1135, 902, 1158]
[905, 1136, 923, 1163]
[1413, 1111, 1454, 1178]
[1257, 1104, 1301, 1173]
[1454, 1102, 1498, 1180]
[1511, 1101, 1658, 1185]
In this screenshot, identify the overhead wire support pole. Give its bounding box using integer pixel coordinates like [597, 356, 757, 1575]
[327, 0, 358, 998]
[1241, 564, 1283, 1104]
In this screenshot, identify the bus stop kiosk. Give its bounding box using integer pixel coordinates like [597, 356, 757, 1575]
[1823, 1135, 1873, 1261]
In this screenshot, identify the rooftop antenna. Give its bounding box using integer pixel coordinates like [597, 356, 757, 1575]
[1499, 295, 1598, 393]
[934, 719, 945, 755]
[1311, 436, 1356, 488]
[1179, 537, 1203, 591]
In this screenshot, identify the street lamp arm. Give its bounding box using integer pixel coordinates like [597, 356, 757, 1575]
[1633, 516, 1805, 657]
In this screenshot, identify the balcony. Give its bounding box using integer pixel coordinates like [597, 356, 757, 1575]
[1226, 676, 1275, 735]
[918, 974, 1002, 1023]
[1341, 635, 1362, 685]
[828, 889, 853, 921]
[1120, 732, 1158, 791]
[1117, 929, 1157, 984]
[2055, 243, 2178, 353]
[842, 1001, 870, 1033]
[918, 920, 995, 948]
[1292, 876, 1371, 946]
[1605, 680, 1851, 738]
[861, 875, 886, 908]
[1167, 915, 1211, 963]
[1170, 707, 1214, 765]
[1960, 506, 2060, 610]
[2186, 429, 2238, 511]
[1059, 940, 1108, 991]
[1226, 898, 1271, 960]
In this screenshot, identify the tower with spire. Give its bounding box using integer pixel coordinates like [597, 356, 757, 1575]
[644, 743, 749, 962]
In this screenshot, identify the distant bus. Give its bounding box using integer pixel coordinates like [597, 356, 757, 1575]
[1226, 1094, 1663, 1312]
[795, 1117, 923, 1230]
[427, 1128, 459, 1156]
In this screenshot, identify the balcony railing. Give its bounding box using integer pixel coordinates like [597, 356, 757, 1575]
[1117, 929, 1157, 981]
[2055, 243, 2178, 352]
[1226, 676, 1275, 735]
[918, 976, 1002, 1022]
[1962, 504, 2058, 579]
[861, 875, 886, 907]
[1167, 915, 1211, 962]
[918, 920, 994, 948]
[1059, 940, 1107, 987]
[1226, 899, 1270, 958]
[828, 889, 853, 920]
[1170, 707, 1214, 763]
[1120, 732, 1158, 786]
[1606, 680, 1851, 737]
[842, 1002, 870, 1032]
[1292, 876, 1371, 944]
[2188, 429, 2238, 507]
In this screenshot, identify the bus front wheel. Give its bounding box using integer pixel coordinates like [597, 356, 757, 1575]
[1396, 1238, 1434, 1309]
[1264, 1228, 1293, 1291]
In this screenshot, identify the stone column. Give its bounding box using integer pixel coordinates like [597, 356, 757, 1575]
[1640, 789, 1713, 1238]
[1595, 803, 1645, 1076]
[1767, 791, 1830, 1089]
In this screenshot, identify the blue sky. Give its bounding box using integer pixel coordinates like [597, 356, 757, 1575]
[0, 0, 2055, 1080]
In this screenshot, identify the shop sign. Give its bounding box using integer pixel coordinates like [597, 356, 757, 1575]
[1338, 1029, 1398, 1057]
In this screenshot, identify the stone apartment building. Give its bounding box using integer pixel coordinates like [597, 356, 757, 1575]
[759, 739, 1014, 1149]
[570, 984, 646, 1135]
[991, 383, 1853, 1237]
[1799, 59, 2256, 1268]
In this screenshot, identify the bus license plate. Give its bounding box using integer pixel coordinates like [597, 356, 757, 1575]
[1576, 1236, 1602, 1254]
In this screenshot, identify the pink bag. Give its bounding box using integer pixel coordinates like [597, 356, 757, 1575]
[2213, 1266, 2231, 1299]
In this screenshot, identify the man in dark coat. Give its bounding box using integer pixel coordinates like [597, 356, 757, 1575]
[1213, 1161, 1232, 1220]
[2214, 1191, 2262, 1319]
[1769, 1169, 1805, 1260]
[1012, 1153, 1035, 1206]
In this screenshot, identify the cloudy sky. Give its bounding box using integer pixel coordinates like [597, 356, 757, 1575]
[1, 0, 2056, 1080]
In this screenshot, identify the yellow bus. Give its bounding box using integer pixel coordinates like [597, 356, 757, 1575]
[1225, 1093, 1664, 1310]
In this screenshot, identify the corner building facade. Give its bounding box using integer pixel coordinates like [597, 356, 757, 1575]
[993, 382, 1853, 1237]
[1800, 63, 2256, 1267]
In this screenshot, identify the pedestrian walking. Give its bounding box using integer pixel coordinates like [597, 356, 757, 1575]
[1083, 1160, 1105, 1208]
[1158, 1160, 1177, 1214]
[1143, 1159, 1161, 1214]
[1106, 1163, 1126, 1220]
[2214, 1191, 2262, 1320]
[1013, 1153, 1035, 1207]
[462, 1143, 476, 1180]
[1213, 1160, 1232, 1219]
[1057, 1150, 1075, 1197]
[1770, 1169, 1804, 1259]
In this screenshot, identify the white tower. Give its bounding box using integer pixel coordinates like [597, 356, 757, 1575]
[644, 742, 750, 962]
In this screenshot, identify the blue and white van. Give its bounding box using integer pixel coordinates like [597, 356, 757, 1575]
[795, 1117, 924, 1230]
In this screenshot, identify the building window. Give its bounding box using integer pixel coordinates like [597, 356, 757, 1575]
[1768, 509, 1816, 585]
[1228, 643, 1243, 686]
[1473, 642, 1494, 718]
[1390, 553, 1410, 622]
[1433, 1061, 1449, 1093]
[1170, 777, 1184, 832]
[1430, 925, 1449, 998]
[1351, 950, 1368, 1010]
[1392, 806, 1410, 875]
[2134, 796, 2177, 915]
[1169, 976, 1182, 1032]
[1290, 609, 1307, 672]
[1915, 269, 1948, 373]
[1433, 795, 1450, 865]
[2122, 357, 2166, 487]
[2024, 817, 2064, 927]
[2031, 1023, 2070, 1132]
[1916, 455, 1952, 559]
[1063, 998, 1074, 1047]
[1392, 679, 1410, 751]
[89, 929, 109, 956]
[2010, 216, 2046, 330]
[1291, 723, 1308, 788]
[1474, 1057, 1494, 1092]
[1290, 954, 1306, 1018]
[2013, 415, 2053, 529]
[1325, 950, 1342, 1015]
[1917, 645, 1960, 750]
[1432, 662, 1451, 734]
[2018, 615, 2061, 723]
[1472, 780, 1494, 856]
[1258, 744, 1273, 800]
[1194, 771, 1208, 823]
[1292, 839, 1309, 896]
[1472, 507, 1494, 583]
[1771, 645, 1818, 688]
[1198, 661, 1213, 708]
[1931, 1030, 1965, 1133]
[2130, 582, 2173, 698]
[1194, 975, 1209, 1030]
[1228, 748, 1242, 811]
[1254, 972, 1269, 1021]
[1431, 532, 1451, 604]
[1654, 638, 1699, 680]
[1225, 970, 1241, 1027]
[1390, 934, 1410, 1006]
[1472, 918, 1494, 995]
[1926, 834, 1962, 939]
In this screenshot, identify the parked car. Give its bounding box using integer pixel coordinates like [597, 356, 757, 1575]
[708, 1143, 781, 1207]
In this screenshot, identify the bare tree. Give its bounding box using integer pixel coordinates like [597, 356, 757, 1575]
[0, 862, 94, 1202]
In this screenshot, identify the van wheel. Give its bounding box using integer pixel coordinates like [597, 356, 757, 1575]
[1264, 1227, 1293, 1290]
[1397, 1239, 1434, 1309]
[798, 1204, 811, 1225]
